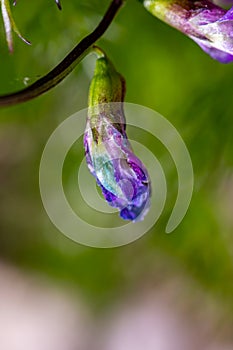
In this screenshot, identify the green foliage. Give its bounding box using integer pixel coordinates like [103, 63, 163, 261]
[0, 0, 233, 313]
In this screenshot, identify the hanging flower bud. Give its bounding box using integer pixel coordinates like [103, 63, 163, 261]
[1, 0, 30, 52]
[84, 48, 151, 222]
[139, 0, 233, 63]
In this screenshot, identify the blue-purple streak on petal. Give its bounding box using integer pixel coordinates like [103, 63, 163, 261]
[218, 7, 233, 21]
[84, 114, 151, 223]
[191, 36, 233, 62]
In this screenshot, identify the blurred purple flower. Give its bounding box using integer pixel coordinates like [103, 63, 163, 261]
[141, 0, 233, 63]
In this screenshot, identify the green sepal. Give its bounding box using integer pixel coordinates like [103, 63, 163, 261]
[88, 52, 125, 108]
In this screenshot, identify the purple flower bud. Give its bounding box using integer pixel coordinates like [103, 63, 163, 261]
[141, 0, 233, 63]
[84, 53, 151, 222]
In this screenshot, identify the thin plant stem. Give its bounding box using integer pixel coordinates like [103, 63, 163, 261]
[0, 0, 125, 107]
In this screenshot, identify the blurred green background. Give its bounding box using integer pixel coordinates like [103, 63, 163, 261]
[0, 0, 233, 347]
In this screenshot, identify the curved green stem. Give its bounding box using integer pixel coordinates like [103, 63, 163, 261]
[0, 0, 124, 107]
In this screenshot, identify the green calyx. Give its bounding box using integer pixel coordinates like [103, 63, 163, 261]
[87, 46, 126, 140]
[88, 47, 125, 107]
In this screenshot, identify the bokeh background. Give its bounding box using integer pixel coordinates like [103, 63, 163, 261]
[0, 0, 233, 349]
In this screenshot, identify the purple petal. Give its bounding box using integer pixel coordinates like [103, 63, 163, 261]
[192, 36, 233, 62]
[218, 6, 233, 21]
[84, 122, 151, 222]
